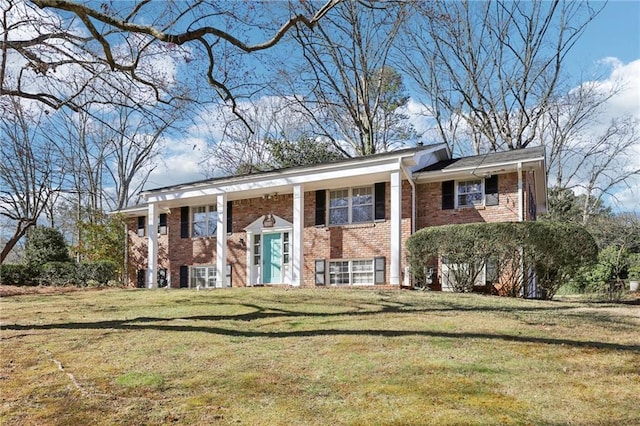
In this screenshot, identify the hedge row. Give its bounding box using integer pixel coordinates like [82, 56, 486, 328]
[0, 261, 119, 287]
[406, 221, 598, 299]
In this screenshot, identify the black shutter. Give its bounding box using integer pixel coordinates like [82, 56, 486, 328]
[180, 206, 189, 238]
[485, 175, 499, 206]
[374, 182, 386, 220]
[137, 269, 146, 288]
[315, 259, 326, 286]
[315, 190, 326, 226]
[442, 180, 455, 210]
[180, 265, 189, 288]
[226, 201, 233, 234]
[374, 257, 386, 284]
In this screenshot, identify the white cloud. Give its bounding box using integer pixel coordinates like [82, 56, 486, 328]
[144, 137, 210, 190]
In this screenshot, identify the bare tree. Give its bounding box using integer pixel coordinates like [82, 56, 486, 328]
[1, 0, 341, 124]
[280, 0, 415, 156]
[539, 72, 640, 223]
[401, 0, 603, 154]
[0, 96, 65, 263]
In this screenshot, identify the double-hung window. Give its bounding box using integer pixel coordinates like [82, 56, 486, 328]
[190, 265, 216, 288]
[328, 259, 374, 285]
[457, 180, 483, 207]
[192, 205, 218, 237]
[443, 176, 499, 210]
[329, 186, 373, 225]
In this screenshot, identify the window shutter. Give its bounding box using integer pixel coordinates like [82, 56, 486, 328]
[315, 259, 326, 286]
[374, 182, 386, 220]
[374, 257, 386, 284]
[180, 206, 189, 238]
[315, 190, 326, 226]
[442, 180, 455, 210]
[180, 265, 188, 288]
[226, 201, 233, 234]
[485, 175, 499, 206]
[137, 216, 145, 237]
[137, 269, 146, 288]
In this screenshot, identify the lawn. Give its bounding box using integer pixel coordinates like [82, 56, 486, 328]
[1, 288, 638, 425]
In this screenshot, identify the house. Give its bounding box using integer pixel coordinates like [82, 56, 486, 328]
[116, 144, 547, 290]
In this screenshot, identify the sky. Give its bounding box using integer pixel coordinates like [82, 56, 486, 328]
[143, 0, 640, 212]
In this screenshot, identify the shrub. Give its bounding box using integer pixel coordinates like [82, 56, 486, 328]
[0, 264, 41, 286]
[406, 221, 598, 299]
[41, 262, 78, 286]
[24, 227, 71, 266]
[78, 261, 119, 286]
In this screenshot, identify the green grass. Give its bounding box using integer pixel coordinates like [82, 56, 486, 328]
[1, 288, 638, 425]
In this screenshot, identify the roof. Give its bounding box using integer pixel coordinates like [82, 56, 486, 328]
[142, 143, 447, 194]
[416, 146, 546, 173]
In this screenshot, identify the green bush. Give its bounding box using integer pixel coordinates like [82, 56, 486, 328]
[78, 261, 118, 286]
[24, 227, 71, 266]
[41, 262, 78, 286]
[406, 221, 598, 299]
[0, 264, 41, 286]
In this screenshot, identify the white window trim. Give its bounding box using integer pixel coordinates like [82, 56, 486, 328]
[189, 265, 217, 289]
[455, 179, 485, 209]
[328, 259, 375, 286]
[191, 205, 218, 238]
[441, 258, 498, 291]
[328, 186, 374, 226]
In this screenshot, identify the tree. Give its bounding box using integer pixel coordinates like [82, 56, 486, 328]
[2, 0, 341, 123]
[267, 137, 344, 169]
[0, 96, 65, 263]
[400, 0, 603, 154]
[281, 1, 416, 156]
[24, 226, 70, 265]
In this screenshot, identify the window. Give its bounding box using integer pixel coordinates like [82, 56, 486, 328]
[442, 176, 500, 210]
[190, 265, 217, 288]
[158, 213, 167, 235]
[329, 259, 374, 285]
[329, 261, 350, 285]
[441, 257, 487, 292]
[457, 180, 483, 207]
[253, 235, 261, 266]
[329, 186, 374, 225]
[283, 232, 290, 264]
[137, 216, 145, 237]
[192, 205, 218, 237]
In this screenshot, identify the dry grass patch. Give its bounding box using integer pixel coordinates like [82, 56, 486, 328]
[1, 288, 638, 425]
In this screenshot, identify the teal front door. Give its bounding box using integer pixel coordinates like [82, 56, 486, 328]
[262, 233, 282, 284]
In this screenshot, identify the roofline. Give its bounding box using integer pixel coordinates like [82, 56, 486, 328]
[141, 143, 448, 197]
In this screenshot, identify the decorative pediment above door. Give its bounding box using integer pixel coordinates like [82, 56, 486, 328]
[244, 214, 293, 232]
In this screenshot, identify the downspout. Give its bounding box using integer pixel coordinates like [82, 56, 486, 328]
[399, 159, 417, 287]
[399, 160, 416, 234]
[123, 222, 128, 287]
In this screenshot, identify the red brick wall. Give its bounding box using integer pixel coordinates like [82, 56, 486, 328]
[126, 181, 415, 288]
[416, 172, 521, 228]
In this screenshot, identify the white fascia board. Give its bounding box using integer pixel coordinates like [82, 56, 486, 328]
[145, 160, 404, 204]
[414, 157, 546, 183]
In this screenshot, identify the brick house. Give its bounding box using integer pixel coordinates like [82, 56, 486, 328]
[116, 144, 547, 290]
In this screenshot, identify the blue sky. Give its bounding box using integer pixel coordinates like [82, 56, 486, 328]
[565, 0, 640, 76]
[144, 1, 640, 212]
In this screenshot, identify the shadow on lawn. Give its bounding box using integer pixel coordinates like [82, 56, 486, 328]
[3, 301, 639, 352]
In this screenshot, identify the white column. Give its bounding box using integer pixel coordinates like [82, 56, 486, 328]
[390, 171, 401, 285]
[146, 202, 158, 289]
[216, 194, 227, 287]
[292, 184, 304, 286]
